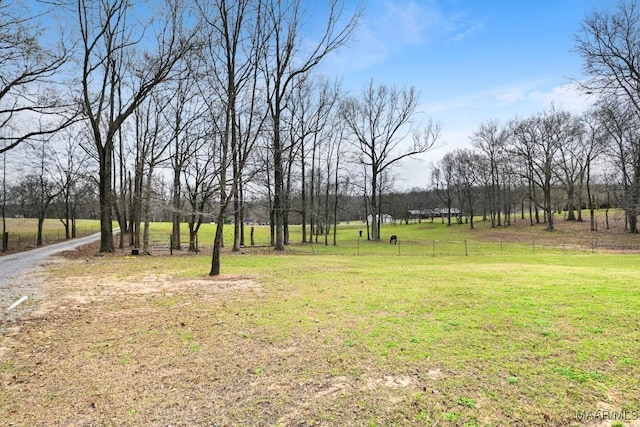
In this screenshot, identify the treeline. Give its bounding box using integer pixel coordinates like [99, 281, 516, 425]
[2, 1, 640, 273]
[432, 1, 640, 235]
[1, 0, 442, 274]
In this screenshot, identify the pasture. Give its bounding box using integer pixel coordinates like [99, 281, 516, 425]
[0, 218, 100, 253]
[1, 213, 640, 426]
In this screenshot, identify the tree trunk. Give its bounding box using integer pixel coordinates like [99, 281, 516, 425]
[210, 222, 224, 276]
[36, 214, 44, 246]
[188, 221, 198, 252]
[232, 190, 242, 252]
[273, 152, 285, 250]
[370, 172, 379, 240]
[172, 167, 181, 250]
[98, 150, 114, 252]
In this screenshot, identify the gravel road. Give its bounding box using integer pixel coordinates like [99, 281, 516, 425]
[0, 232, 102, 325]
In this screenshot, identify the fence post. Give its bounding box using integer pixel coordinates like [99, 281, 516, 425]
[464, 240, 468, 256]
[169, 234, 173, 255]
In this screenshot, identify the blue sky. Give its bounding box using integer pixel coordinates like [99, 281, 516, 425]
[319, 0, 618, 189]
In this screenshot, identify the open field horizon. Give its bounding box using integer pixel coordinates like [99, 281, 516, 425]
[4, 207, 640, 257]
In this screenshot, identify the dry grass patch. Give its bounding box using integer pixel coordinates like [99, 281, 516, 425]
[1, 258, 439, 426]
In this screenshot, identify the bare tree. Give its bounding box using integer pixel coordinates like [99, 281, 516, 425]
[19, 139, 60, 245]
[0, 1, 76, 155]
[342, 80, 439, 240]
[1, 152, 7, 251]
[262, 0, 360, 251]
[576, 0, 640, 114]
[581, 109, 606, 231]
[451, 148, 483, 229]
[164, 77, 205, 251]
[129, 93, 173, 253]
[599, 98, 640, 232]
[553, 114, 586, 221]
[471, 120, 507, 227]
[329, 126, 347, 245]
[183, 123, 219, 252]
[576, 0, 640, 232]
[288, 76, 342, 243]
[510, 108, 576, 231]
[194, 0, 269, 275]
[430, 157, 455, 226]
[51, 129, 90, 239]
[75, 0, 195, 252]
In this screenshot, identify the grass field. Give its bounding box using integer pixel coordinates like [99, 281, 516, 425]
[1, 213, 640, 426]
[1, 218, 100, 253]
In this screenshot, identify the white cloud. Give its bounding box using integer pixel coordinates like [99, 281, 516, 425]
[423, 79, 593, 118]
[325, 1, 454, 73]
[378, 0, 438, 45]
[445, 13, 485, 42]
[528, 81, 593, 114]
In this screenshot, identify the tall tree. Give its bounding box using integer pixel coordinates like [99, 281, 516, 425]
[342, 80, 439, 240]
[599, 98, 640, 232]
[262, 0, 360, 251]
[51, 130, 90, 239]
[165, 77, 204, 251]
[510, 108, 576, 231]
[576, 1, 640, 232]
[451, 148, 482, 229]
[76, 0, 195, 252]
[581, 109, 606, 231]
[471, 120, 507, 227]
[430, 155, 456, 226]
[130, 93, 173, 253]
[21, 139, 60, 245]
[553, 114, 586, 221]
[194, 0, 269, 275]
[183, 122, 219, 253]
[289, 76, 342, 243]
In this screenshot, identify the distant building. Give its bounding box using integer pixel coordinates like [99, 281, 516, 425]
[408, 208, 461, 220]
[367, 214, 394, 224]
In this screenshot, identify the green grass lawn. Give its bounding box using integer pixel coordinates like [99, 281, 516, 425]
[2, 214, 640, 425]
[1, 218, 101, 251]
[164, 251, 640, 423]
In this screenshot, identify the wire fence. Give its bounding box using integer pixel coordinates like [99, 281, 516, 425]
[291, 237, 640, 257]
[1, 227, 99, 254]
[127, 236, 201, 256]
[6, 227, 636, 258]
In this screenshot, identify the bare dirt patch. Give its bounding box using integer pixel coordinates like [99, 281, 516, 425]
[0, 251, 273, 426]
